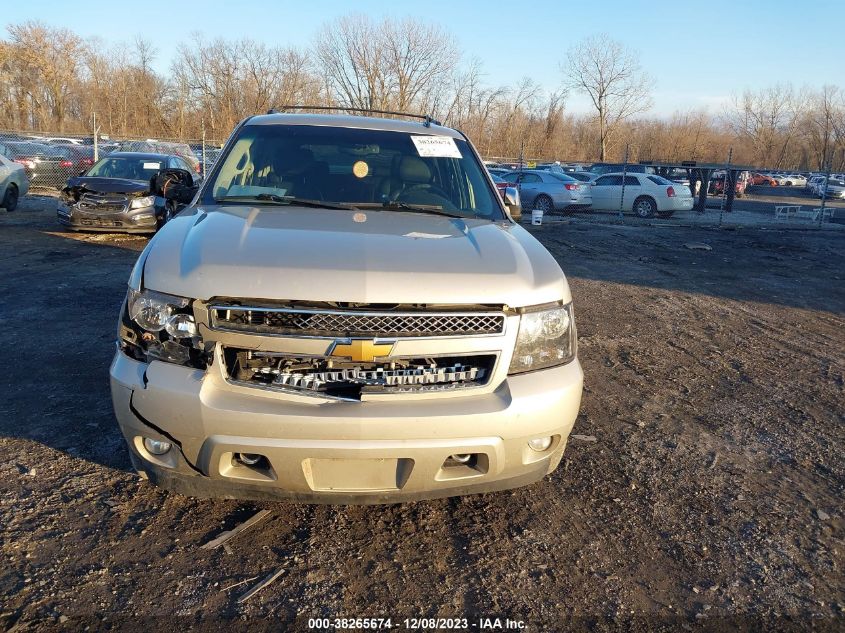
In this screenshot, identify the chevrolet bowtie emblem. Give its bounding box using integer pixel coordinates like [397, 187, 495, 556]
[328, 339, 396, 363]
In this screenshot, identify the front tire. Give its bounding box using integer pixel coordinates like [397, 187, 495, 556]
[2, 184, 19, 212]
[633, 196, 656, 218]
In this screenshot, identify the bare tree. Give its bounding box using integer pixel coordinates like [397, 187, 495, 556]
[315, 15, 457, 114]
[172, 35, 320, 138]
[802, 85, 844, 170]
[564, 35, 653, 160]
[5, 21, 86, 131]
[726, 84, 806, 168]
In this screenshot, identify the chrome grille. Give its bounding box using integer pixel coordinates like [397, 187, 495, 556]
[258, 364, 483, 390]
[210, 306, 505, 338]
[222, 348, 496, 400]
[77, 192, 127, 213]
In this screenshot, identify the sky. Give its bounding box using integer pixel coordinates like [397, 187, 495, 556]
[5, 0, 844, 117]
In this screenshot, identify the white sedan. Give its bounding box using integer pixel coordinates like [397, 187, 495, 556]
[774, 174, 806, 186]
[590, 173, 693, 218]
[0, 153, 28, 211]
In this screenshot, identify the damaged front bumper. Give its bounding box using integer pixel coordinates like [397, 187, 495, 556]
[109, 348, 583, 504]
[57, 200, 159, 234]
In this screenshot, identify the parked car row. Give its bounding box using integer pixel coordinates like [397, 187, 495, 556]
[806, 175, 845, 199]
[0, 133, 216, 192]
[491, 167, 693, 218]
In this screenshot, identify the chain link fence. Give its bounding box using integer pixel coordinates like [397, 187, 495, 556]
[483, 150, 845, 231]
[2, 127, 842, 231]
[0, 129, 225, 191]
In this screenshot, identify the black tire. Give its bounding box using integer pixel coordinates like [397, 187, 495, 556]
[633, 196, 656, 218]
[2, 184, 19, 212]
[533, 194, 554, 214]
[156, 201, 175, 231]
[784, 181, 792, 187]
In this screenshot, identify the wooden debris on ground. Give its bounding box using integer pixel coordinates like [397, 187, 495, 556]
[237, 568, 286, 604]
[201, 509, 271, 550]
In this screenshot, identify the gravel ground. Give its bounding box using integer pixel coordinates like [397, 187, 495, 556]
[1, 197, 843, 631]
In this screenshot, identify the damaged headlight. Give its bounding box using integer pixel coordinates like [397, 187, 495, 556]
[508, 302, 576, 374]
[121, 288, 206, 368]
[128, 195, 155, 209]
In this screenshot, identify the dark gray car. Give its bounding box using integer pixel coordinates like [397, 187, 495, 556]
[57, 152, 198, 233]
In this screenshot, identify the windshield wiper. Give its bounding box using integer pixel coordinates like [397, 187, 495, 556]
[353, 201, 468, 219]
[215, 194, 357, 210]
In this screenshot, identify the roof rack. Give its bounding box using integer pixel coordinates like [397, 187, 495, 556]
[265, 105, 440, 127]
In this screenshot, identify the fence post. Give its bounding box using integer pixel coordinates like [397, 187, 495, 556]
[618, 144, 629, 220]
[818, 152, 831, 228]
[201, 120, 206, 178]
[719, 147, 733, 227]
[92, 112, 98, 162]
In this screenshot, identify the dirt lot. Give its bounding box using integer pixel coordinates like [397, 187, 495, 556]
[1, 196, 843, 631]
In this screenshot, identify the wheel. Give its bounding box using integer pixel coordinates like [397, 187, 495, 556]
[533, 194, 554, 214]
[2, 184, 19, 212]
[633, 196, 656, 218]
[784, 181, 792, 186]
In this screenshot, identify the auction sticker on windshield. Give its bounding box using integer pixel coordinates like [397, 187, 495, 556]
[143, 162, 162, 170]
[411, 135, 462, 158]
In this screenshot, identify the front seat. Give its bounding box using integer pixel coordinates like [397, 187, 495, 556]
[391, 156, 450, 206]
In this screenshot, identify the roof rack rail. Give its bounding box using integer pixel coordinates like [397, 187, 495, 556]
[265, 105, 440, 127]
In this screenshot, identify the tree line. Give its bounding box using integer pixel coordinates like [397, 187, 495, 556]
[1, 17, 844, 170]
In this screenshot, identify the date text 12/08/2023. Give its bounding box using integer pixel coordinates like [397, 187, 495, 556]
[306, 617, 527, 630]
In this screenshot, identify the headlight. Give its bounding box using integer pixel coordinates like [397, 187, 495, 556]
[128, 288, 188, 331]
[129, 195, 155, 209]
[122, 288, 206, 368]
[508, 303, 576, 374]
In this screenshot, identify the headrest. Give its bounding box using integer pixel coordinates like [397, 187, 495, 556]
[272, 147, 314, 171]
[399, 156, 431, 183]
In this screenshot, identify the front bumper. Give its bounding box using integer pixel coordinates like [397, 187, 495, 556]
[110, 350, 584, 504]
[57, 202, 159, 233]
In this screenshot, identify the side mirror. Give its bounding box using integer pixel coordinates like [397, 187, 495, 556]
[152, 168, 197, 204]
[503, 186, 521, 221]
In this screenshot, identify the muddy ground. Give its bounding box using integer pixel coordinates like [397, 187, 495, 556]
[1, 196, 843, 631]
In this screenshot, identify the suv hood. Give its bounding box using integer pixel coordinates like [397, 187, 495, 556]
[140, 206, 570, 306]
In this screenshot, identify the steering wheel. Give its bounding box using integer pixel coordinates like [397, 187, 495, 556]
[394, 182, 453, 204]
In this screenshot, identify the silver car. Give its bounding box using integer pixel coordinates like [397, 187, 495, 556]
[501, 170, 592, 213]
[821, 179, 845, 199]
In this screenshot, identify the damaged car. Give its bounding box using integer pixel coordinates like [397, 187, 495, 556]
[110, 112, 583, 504]
[58, 152, 199, 233]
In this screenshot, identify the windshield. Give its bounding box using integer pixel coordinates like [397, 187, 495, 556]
[205, 124, 503, 219]
[85, 156, 163, 180]
[549, 173, 578, 183]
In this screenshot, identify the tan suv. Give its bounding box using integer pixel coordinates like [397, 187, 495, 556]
[110, 112, 583, 503]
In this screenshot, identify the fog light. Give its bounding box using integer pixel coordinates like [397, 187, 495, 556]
[450, 453, 472, 464]
[143, 437, 172, 455]
[528, 436, 553, 452]
[236, 453, 263, 466]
